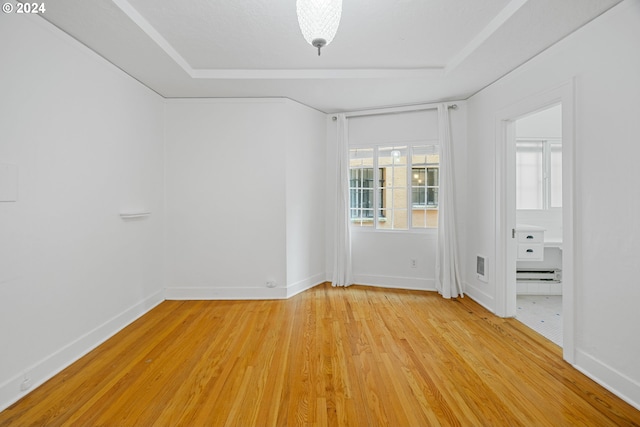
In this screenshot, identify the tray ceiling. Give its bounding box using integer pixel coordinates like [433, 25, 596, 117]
[36, 0, 622, 112]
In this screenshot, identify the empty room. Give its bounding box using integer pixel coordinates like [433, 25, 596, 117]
[1, 0, 640, 425]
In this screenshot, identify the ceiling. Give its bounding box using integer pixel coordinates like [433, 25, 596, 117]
[37, 0, 622, 113]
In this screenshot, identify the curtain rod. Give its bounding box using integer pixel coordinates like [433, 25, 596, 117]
[331, 103, 457, 121]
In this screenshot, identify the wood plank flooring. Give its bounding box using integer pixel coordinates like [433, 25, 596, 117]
[1, 283, 639, 426]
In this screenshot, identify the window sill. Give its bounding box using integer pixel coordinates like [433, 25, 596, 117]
[350, 227, 438, 235]
[350, 217, 387, 223]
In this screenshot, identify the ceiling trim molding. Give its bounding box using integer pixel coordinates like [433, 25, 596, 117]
[112, 0, 443, 81]
[444, 0, 530, 74]
[111, 0, 193, 73]
[190, 68, 443, 80]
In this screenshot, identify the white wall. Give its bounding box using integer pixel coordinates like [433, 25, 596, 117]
[465, 0, 640, 408]
[285, 102, 327, 296]
[0, 13, 165, 409]
[164, 99, 326, 299]
[325, 105, 467, 290]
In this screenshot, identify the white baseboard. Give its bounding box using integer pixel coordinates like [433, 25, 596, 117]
[165, 286, 288, 300]
[353, 274, 435, 291]
[165, 274, 327, 301]
[465, 282, 640, 410]
[574, 349, 640, 411]
[0, 290, 164, 412]
[462, 281, 495, 313]
[286, 273, 326, 298]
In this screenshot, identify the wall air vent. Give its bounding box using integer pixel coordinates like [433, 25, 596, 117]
[477, 255, 488, 282]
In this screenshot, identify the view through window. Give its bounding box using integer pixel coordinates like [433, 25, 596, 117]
[349, 145, 439, 230]
[516, 139, 562, 210]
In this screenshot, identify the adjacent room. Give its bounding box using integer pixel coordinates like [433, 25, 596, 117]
[514, 104, 564, 346]
[2, 0, 640, 425]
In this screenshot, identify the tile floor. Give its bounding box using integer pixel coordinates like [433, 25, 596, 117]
[516, 294, 562, 347]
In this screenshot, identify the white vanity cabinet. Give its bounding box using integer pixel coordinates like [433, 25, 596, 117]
[516, 225, 545, 261]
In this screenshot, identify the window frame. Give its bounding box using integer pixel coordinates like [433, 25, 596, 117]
[349, 142, 440, 233]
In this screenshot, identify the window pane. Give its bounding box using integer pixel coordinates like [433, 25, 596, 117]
[379, 187, 408, 230]
[391, 166, 407, 187]
[412, 168, 425, 186]
[378, 210, 392, 229]
[378, 168, 386, 188]
[412, 187, 425, 206]
[516, 141, 544, 209]
[377, 147, 408, 230]
[412, 145, 439, 166]
[378, 209, 408, 230]
[412, 210, 427, 228]
[363, 169, 374, 187]
[550, 142, 562, 208]
[349, 148, 374, 167]
[382, 188, 407, 209]
[393, 188, 407, 208]
[383, 167, 394, 187]
[350, 209, 374, 227]
[349, 148, 375, 227]
[349, 189, 373, 210]
[379, 146, 407, 167]
[411, 145, 439, 228]
[426, 209, 439, 228]
[411, 167, 428, 208]
[381, 188, 393, 210]
[426, 168, 439, 186]
[426, 188, 438, 207]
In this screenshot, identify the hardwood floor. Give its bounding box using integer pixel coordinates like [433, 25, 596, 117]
[1, 283, 639, 426]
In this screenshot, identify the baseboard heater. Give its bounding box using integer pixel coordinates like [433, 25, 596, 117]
[516, 269, 562, 282]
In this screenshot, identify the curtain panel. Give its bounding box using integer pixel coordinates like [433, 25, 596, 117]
[332, 114, 353, 287]
[435, 105, 464, 298]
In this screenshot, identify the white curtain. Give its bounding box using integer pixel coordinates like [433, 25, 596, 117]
[332, 114, 353, 287]
[435, 105, 464, 298]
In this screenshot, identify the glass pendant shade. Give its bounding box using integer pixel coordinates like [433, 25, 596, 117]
[296, 0, 342, 55]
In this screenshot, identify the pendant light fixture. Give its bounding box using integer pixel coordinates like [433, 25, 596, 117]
[296, 0, 342, 56]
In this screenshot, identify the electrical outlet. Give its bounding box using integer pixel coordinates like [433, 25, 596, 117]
[410, 259, 417, 268]
[20, 377, 32, 391]
[266, 281, 277, 288]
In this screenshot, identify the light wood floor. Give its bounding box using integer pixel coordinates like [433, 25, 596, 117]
[1, 283, 639, 426]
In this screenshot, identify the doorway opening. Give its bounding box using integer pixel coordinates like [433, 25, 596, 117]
[494, 81, 575, 362]
[513, 105, 563, 346]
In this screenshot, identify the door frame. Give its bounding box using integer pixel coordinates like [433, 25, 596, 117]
[494, 80, 576, 363]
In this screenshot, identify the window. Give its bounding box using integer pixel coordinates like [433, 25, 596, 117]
[516, 139, 562, 210]
[411, 145, 440, 228]
[349, 145, 439, 230]
[412, 167, 439, 207]
[349, 167, 384, 225]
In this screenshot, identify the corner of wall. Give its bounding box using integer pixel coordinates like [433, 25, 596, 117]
[0, 291, 164, 412]
[463, 281, 496, 314]
[286, 275, 327, 299]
